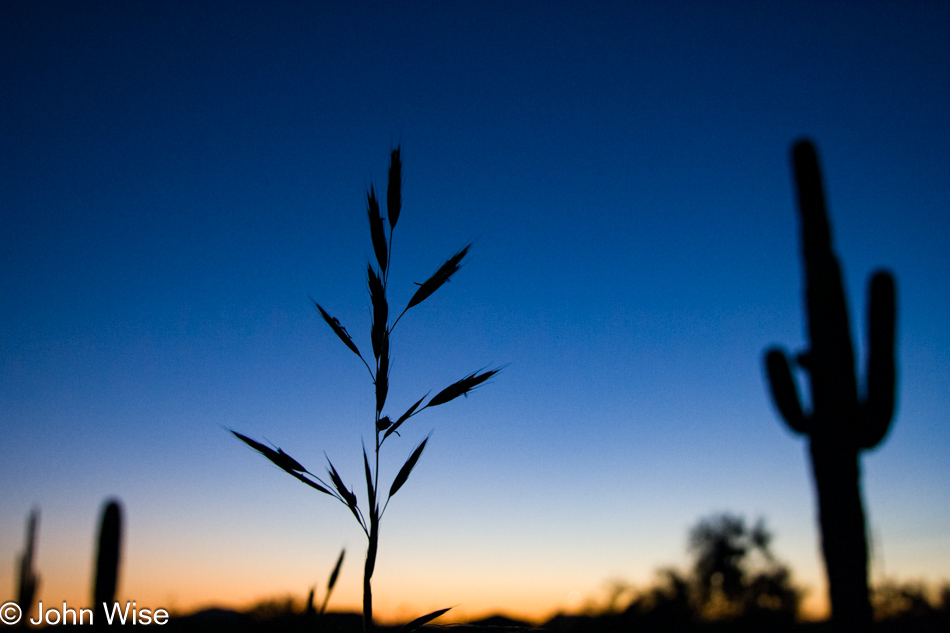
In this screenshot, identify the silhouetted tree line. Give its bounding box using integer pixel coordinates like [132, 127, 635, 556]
[569, 513, 802, 631]
[541, 515, 950, 633]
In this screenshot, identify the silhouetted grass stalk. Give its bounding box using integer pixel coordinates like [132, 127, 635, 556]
[233, 148, 501, 633]
[306, 549, 345, 619]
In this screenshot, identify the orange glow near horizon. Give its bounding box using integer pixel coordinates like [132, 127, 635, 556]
[8, 580, 831, 627]
[3, 554, 835, 626]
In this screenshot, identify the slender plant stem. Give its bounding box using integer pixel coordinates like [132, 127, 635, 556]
[363, 527, 377, 633]
[236, 149, 494, 633]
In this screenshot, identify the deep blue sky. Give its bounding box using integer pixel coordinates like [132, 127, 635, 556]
[2, 0, 948, 622]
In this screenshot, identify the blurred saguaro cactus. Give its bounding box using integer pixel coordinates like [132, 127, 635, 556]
[233, 148, 501, 633]
[16, 507, 41, 621]
[93, 499, 123, 621]
[763, 139, 897, 631]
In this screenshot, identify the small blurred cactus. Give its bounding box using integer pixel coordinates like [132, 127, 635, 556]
[93, 499, 123, 621]
[16, 507, 41, 621]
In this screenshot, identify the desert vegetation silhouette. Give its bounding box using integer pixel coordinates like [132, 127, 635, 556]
[610, 513, 800, 630]
[232, 148, 502, 633]
[93, 499, 123, 626]
[687, 514, 801, 621]
[564, 514, 947, 633]
[305, 549, 346, 620]
[14, 507, 40, 626]
[763, 139, 898, 632]
[11, 499, 124, 629]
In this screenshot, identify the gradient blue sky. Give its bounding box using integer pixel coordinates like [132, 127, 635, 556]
[2, 0, 948, 623]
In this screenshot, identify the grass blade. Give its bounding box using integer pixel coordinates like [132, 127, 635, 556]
[389, 437, 428, 499]
[327, 458, 358, 510]
[368, 265, 388, 359]
[231, 430, 334, 496]
[288, 470, 335, 497]
[387, 148, 402, 229]
[383, 394, 427, 440]
[367, 187, 387, 274]
[231, 430, 305, 472]
[363, 443, 377, 516]
[319, 548, 346, 615]
[375, 333, 389, 414]
[328, 549, 345, 592]
[277, 448, 306, 472]
[426, 367, 503, 408]
[405, 245, 470, 311]
[326, 457, 363, 530]
[397, 607, 452, 633]
[312, 300, 363, 359]
[231, 429, 275, 458]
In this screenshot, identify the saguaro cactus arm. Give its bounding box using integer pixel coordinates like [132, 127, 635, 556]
[857, 271, 897, 449]
[764, 349, 810, 435]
